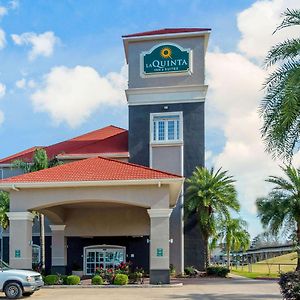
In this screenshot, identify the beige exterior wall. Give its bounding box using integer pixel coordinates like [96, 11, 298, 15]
[9, 185, 170, 213]
[64, 205, 149, 236]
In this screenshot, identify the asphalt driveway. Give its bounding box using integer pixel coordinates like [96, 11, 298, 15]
[0, 276, 282, 299]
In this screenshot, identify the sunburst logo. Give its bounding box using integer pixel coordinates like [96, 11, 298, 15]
[160, 47, 172, 59]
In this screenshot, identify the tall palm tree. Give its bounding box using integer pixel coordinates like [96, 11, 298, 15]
[256, 165, 300, 270]
[217, 218, 250, 268]
[260, 9, 300, 161]
[0, 191, 9, 231]
[0, 191, 9, 263]
[185, 167, 240, 269]
[13, 148, 61, 271]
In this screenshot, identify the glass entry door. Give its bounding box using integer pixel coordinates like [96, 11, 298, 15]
[85, 246, 125, 275]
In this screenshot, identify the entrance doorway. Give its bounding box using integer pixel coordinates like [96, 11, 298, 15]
[84, 245, 126, 275]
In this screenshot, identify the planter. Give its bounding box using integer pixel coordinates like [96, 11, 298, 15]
[72, 271, 83, 277]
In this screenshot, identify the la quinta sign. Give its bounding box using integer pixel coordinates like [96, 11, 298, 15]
[141, 43, 191, 76]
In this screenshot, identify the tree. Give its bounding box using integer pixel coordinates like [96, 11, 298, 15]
[260, 9, 300, 161]
[0, 191, 9, 230]
[256, 165, 300, 270]
[185, 167, 240, 269]
[217, 218, 250, 269]
[13, 148, 61, 271]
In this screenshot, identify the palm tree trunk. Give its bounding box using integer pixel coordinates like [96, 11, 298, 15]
[39, 214, 45, 270]
[227, 248, 230, 269]
[203, 236, 209, 270]
[297, 223, 300, 271]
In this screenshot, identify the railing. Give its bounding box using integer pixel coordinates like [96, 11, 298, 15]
[234, 262, 296, 274]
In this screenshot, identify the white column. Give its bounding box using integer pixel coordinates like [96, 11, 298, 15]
[7, 212, 34, 269]
[147, 208, 172, 284]
[49, 225, 67, 274]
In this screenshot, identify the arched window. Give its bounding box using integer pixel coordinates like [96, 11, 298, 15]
[32, 244, 41, 264]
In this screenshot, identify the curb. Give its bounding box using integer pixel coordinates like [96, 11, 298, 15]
[43, 283, 183, 288]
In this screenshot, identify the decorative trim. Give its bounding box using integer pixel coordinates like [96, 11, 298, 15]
[126, 85, 207, 106]
[0, 178, 183, 190]
[6, 212, 35, 221]
[147, 209, 173, 218]
[49, 225, 66, 231]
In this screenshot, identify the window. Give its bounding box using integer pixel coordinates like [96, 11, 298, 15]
[151, 113, 182, 143]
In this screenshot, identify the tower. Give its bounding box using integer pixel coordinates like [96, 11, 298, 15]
[123, 28, 210, 273]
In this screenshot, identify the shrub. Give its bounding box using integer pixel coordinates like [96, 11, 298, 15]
[59, 275, 68, 285]
[92, 275, 103, 285]
[207, 266, 230, 277]
[170, 264, 176, 277]
[279, 271, 300, 299]
[184, 266, 197, 276]
[114, 274, 128, 285]
[44, 274, 59, 285]
[66, 275, 80, 285]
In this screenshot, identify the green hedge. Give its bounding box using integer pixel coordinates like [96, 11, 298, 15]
[279, 271, 300, 299]
[114, 274, 128, 285]
[91, 275, 103, 285]
[44, 275, 59, 285]
[207, 266, 230, 277]
[66, 275, 81, 285]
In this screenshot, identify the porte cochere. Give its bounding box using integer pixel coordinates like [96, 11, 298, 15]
[0, 157, 183, 284]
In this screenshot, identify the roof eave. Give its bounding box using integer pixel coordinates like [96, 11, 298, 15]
[0, 177, 184, 191]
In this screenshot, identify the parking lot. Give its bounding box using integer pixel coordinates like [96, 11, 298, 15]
[1, 276, 281, 300]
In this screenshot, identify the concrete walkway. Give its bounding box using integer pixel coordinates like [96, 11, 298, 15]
[2, 276, 281, 299]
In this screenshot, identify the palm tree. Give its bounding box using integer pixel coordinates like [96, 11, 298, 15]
[256, 165, 300, 270]
[0, 191, 9, 264]
[13, 148, 61, 271]
[0, 191, 9, 231]
[217, 218, 250, 269]
[185, 167, 240, 269]
[260, 9, 300, 161]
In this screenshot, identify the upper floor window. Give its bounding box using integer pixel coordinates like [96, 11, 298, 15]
[151, 112, 183, 143]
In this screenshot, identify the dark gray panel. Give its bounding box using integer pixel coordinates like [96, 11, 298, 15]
[129, 102, 205, 270]
[149, 270, 170, 284]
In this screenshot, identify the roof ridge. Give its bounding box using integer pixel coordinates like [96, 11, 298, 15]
[96, 156, 182, 178]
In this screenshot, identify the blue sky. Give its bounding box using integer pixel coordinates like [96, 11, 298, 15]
[0, 0, 298, 238]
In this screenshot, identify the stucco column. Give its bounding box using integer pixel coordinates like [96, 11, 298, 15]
[147, 208, 172, 284]
[7, 212, 34, 269]
[49, 225, 67, 274]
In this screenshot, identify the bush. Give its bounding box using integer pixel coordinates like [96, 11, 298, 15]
[207, 266, 230, 277]
[92, 275, 103, 285]
[66, 275, 80, 285]
[44, 274, 60, 285]
[59, 275, 68, 285]
[184, 266, 197, 276]
[114, 274, 128, 285]
[279, 271, 300, 299]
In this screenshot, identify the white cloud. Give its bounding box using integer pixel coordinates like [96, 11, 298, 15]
[31, 64, 127, 128]
[11, 31, 59, 60]
[0, 82, 6, 98]
[237, 0, 299, 61]
[15, 78, 26, 89]
[15, 78, 36, 89]
[0, 28, 6, 49]
[0, 6, 7, 18]
[206, 0, 299, 216]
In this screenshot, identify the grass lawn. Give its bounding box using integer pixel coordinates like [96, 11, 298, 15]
[230, 252, 297, 279]
[231, 269, 279, 279]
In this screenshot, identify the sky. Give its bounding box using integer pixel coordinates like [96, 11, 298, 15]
[0, 0, 299, 238]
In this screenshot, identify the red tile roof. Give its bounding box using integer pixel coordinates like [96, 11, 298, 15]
[123, 28, 211, 38]
[0, 156, 181, 183]
[0, 125, 128, 164]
